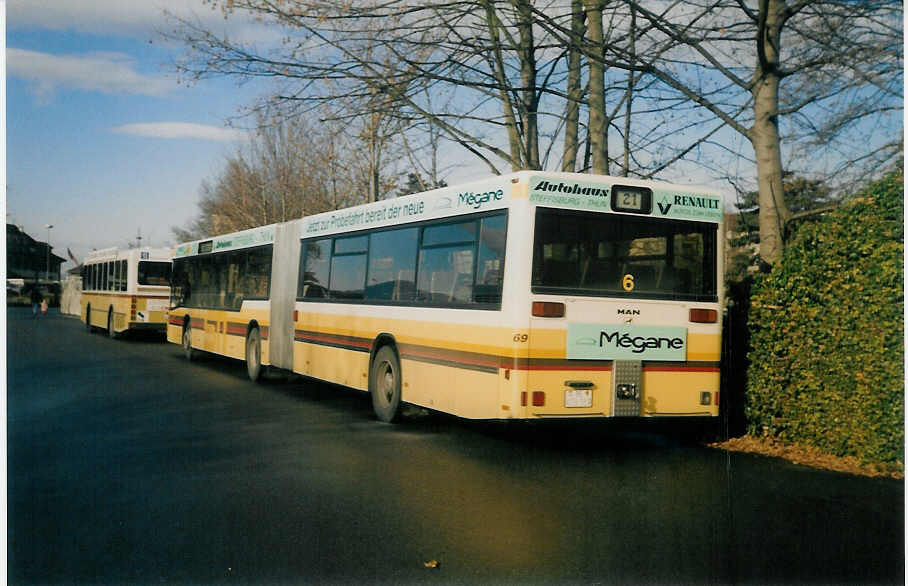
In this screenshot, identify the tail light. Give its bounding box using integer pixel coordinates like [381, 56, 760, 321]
[689, 308, 717, 323]
[532, 301, 565, 318]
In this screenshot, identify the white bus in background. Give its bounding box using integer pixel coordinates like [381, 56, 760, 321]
[168, 171, 724, 423]
[81, 247, 172, 337]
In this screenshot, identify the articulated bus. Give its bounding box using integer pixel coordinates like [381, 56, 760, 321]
[167, 171, 724, 422]
[81, 247, 173, 337]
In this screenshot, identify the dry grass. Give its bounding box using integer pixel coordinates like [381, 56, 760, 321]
[707, 435, 904, 480]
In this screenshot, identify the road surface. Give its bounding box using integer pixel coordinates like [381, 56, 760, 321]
[7, 307, 904, 584]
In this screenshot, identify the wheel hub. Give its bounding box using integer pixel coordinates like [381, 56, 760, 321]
[381, 364, 394, 402]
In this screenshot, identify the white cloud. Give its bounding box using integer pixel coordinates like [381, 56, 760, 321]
[7, 48, 173, 100]
[111, 122, 247, 142]
[8, 0, 282, 45]
[10, 0, 205, 35]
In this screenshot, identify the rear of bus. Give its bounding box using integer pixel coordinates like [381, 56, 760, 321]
[130, 249, 172, 332]
[519, 174, 723, 421]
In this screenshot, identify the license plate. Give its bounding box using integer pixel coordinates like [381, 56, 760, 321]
[565, 389, 593, 408]
[146, 299, 167, 312]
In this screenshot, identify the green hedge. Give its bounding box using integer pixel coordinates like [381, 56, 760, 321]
[745, 170, 904, 465]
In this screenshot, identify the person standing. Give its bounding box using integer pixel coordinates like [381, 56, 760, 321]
[30, 287, 43, 319]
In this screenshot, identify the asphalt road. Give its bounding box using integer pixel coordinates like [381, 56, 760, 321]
[7, 307, 904, 585]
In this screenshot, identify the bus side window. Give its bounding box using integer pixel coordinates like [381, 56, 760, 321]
[329, 253, 367, 299]
[474, 214, 507, 304]
[418, 247, 473, 304]
[300, 239, 331, 299]
[365, 227, 418, 302]
[245, 245, 273, 299]
[172, 264, 183, 307]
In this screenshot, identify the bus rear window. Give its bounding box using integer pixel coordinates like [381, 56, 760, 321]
[138, 261, 172, 286]
[532, 208, 717, 301]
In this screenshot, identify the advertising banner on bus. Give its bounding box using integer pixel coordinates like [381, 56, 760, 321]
[528, 175, 722, 222]
[301, 181, 511, 238]
[566, 322, 688, 361]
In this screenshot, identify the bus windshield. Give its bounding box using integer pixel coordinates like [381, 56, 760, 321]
[138, 261, 172, 286]
[532, 208, 717, 301]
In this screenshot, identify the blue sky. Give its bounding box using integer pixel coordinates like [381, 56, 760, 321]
[6, 0, 273, 271]
[7, 1, 898, 277]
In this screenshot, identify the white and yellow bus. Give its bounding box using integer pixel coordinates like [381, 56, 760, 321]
[168, 171, 723, 422]
[81, 247, 172, 337]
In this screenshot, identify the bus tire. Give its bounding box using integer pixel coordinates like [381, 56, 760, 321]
[246, 327, 262, 382]
[182, 324, 195, 361]
[85, 305, 92, 332]
[107, 309, 118, 339]
[370, 345, 402, 423]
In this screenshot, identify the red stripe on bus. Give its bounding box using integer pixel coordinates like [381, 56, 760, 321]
[517, 363, 614, 371]
[296, 331, 371, 350]
[642, 365, 720, 373]
[402, 347, 501, 370]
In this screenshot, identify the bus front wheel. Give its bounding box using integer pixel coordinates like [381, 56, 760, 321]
[182, 324, 195, 361]
[370, 346, 402, 423]
[246, 328, 262, 382]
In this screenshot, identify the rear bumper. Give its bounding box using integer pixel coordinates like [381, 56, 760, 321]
[129, 322, 167, 332]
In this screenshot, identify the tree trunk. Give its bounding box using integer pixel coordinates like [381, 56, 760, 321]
[516, 0, 540, 170]
[749, 0, 790, 264]
[584, 0, 608, 174]
[562, 0, 585, 172]
[622, 3, 635, 177]
[484, 1, 523, 170]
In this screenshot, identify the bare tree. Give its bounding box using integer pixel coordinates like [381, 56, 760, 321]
[561, 0, 586, 172]
[168, 1, 588, 173]
[169, 1, 901, 265]
[537, 0, 903, 263]
[172, 114, 356, 242]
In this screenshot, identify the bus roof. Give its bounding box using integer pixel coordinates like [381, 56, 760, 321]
[300, 171, 723, 239]
[171, 172, 724, 250]
[173, 223, 277, 258]
[84, 246, 173, 263]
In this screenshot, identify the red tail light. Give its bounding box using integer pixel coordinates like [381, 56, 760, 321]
[689, 308, 717, 323]
[532, 391, 546, 407]
[532, 301, 565, 318]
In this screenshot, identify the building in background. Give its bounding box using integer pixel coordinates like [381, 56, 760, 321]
[7, 223, 66, 305]
[7, 223, 65, 281]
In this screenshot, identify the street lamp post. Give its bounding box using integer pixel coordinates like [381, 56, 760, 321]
[45, 224, 54, 281]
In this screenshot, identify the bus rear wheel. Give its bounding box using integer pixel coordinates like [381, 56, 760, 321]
[182, 324, 195, 361]
[370, 346, 402, 423]
[246, 328, 262, 382]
